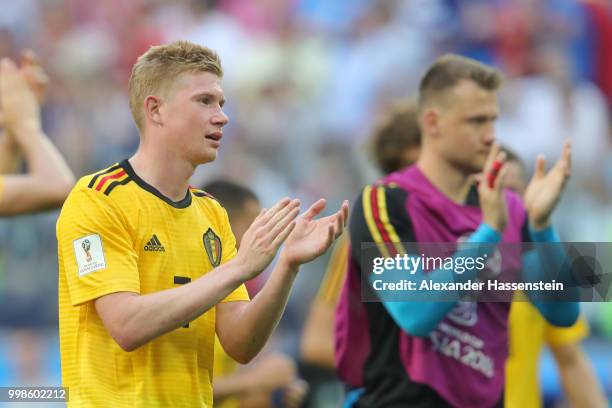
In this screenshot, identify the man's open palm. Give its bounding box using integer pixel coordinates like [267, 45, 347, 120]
[524, 141, 571, 229]
[281, 199, 349, 266]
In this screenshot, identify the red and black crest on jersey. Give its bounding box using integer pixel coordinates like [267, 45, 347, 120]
[203, 228, 222, 267]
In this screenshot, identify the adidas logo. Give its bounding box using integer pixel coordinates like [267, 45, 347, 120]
[144, 234, 165, 252]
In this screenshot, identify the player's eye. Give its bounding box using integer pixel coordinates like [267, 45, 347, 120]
[468, 116, 488, 125]
[200, 97, 211, 105]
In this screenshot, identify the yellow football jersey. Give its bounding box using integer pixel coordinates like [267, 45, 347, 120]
[57, 161, 249, 407]
[213, 335, 240, 408]
[505, 293, 589, 408]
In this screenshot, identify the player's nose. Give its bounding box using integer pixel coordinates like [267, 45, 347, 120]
[482, 125, 495, 145]
[212, 108, 229, 127]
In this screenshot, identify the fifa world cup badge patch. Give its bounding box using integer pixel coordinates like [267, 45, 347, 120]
[73, 233, 106, 276]
[203, 228, 222, 267]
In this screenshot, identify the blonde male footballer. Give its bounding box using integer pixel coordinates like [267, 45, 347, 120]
[57, 41, 348, 407]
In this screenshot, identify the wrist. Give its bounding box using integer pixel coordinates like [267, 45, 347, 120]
[229, 255, 259, 284]
[278, 252, 300, 275]
[483, 218, 506, 234]
[529, 218, 551, 232]
[0, 130, 19, 151]
[241, 371, 259, 392]
[11, 121, 43, 142]
[529, 224, 558, 242]
[476, 223, 503, 242]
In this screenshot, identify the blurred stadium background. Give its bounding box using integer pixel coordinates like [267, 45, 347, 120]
[0, 0, 611, 406]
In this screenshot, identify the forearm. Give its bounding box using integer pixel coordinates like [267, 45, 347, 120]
[223, 259, 298, 363]
[15, 126, 74, 187]
[300, 302, 336, 370]
[0, 130, 21, 174]
[381, 223, 501, 337]
[523, 226, 579, 326]
[96, 260, 246, 351]
[213, 371, 258, 400]
[0, 127, 75, 214]
[554, 344, 608, 408]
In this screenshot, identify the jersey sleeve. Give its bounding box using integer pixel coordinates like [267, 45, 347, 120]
[57, 186, 140, 306]
[349, 184, 415, 265]
[544, 314, 589, 346]
[216, 203, 250, 303]
[316, 233, 350, 306]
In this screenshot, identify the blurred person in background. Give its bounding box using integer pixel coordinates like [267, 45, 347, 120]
[0, 51, 73, 400]
[336, 54, 578, 408]
[501, 147, 608, 408]
[203, 180, 308, 408]
[302, 98, 608, 408]
[0, 52, 74, 216]
[300, 99, 421, 407]
[56, 40, 347, 407]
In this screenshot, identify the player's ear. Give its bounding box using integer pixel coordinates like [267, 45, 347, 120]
[144, 95, 163, 127]
[420, 107, 440, 138]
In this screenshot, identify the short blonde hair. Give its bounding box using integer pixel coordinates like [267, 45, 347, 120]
[418, 54, 502, 109]
[128, 40, 223, 130]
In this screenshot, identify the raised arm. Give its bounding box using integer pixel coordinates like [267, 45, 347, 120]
[0, 57, 74, 215]
[522, 141, 578, 326]
[216, 199, 349, 363]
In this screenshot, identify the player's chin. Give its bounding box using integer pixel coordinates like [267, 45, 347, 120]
[460, 160, 484, 175]
[471, 156, 488, 172]
[194, 149, 218, 165]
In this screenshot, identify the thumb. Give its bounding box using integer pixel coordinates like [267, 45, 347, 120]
[21, 49, 40, 67]
[302, 198, 326, 221]
[533, 155, 546, 179]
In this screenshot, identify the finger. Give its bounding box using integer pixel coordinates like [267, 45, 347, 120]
[325, 222, 335, 248]
[22, 65, 48, 85]
[534, 155, 546, 179]
[264, 199, 300, 230]
[271, 220, 296, 248]
[302, 198, 326, 221]
[1, 57, 18, 72]
[556, 140, 572, 178]
[482, 143, 500, 174]
[473, 173, 484, 187]
[259, 197, 291, 224]
[20, 50, 48, 89]
[493, 164, 510, 194]
[1, 58, 25, 89]
[248, 207, 267, 228]
[0, 59, 23, 104]
[265, 206, 300, 243]
[333, 213, 343, 239]
[0, 58, 19, 89]
[341, 200, 349, 227]
[486, 151, 506, 189]
[21, 50, 40, 67]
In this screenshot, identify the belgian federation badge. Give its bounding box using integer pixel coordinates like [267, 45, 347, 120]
[203, 228, 222, 267]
